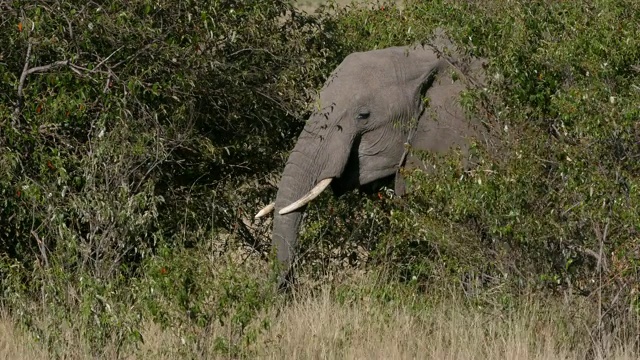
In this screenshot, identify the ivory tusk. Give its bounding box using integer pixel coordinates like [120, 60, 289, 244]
[279, 178, 333, 215]
[255, 202, 275, 219]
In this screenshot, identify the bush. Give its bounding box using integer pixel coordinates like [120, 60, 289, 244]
[296, 0, 640, 320]
[0, 0, 340, 353]
[0, 0, 337, 278]
[1, 0, 639, 356]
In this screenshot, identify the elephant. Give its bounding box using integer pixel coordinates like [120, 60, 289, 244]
[256, 30, 495, 289]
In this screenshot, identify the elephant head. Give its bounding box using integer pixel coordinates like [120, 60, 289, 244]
[256, 32, 490, 289]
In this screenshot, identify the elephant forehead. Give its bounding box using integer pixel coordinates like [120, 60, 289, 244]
[317, 77, 411, 109]
[312, 46, 448, 113]
[320, 71, 388, 97]
[324, 49, 441, 91]
[318, 70, 402, 106]
[333, 64, 401, 88]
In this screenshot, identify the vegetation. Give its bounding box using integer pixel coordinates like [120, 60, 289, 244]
[0, 0, 638, 358]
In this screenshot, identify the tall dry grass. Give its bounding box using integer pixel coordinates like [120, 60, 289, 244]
[255, 289, 638, 360]
[2, 288, 638, 360]
[0, 314, 46, 360]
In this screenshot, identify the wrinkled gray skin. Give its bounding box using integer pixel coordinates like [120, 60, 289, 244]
[270, 33, 490, 289]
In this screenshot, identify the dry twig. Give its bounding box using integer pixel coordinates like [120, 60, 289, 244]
[12, 42, 33, 125]
[11, 42, 119, 126]
[13, 42, 70, 126]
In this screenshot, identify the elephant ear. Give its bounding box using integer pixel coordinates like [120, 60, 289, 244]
[404, 30, 466, 141]
[394, 32, 490, 196]
[391, 37, 453, 196]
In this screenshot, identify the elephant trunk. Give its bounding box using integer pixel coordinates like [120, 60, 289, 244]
[271, 153, 316, 288]
[271, 125, 352, 289]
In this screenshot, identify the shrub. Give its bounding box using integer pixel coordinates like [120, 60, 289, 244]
[296, 0, 640, 322]
[1, 0, 639, 356]
[0, 0, 337, 280]
[0, 0, 340, 353]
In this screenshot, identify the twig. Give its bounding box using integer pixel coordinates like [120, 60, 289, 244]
[13, 42, 32, 124]
[11, 41, 118, 126]
[24, 60, 70, 76]
[65, 15, 73, 39]
[562, 201, 583, 216]
[68, 64, 83, 76]
[68, 62, 108, 75]
[13, 42, 72, 126]
[594, 218, 609, 352]
[31, 230, 49, 268]
[103, 73, 112, 93]
[91, 46, 122, 73]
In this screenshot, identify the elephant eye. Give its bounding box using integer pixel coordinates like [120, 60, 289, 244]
[356, 112, 370, 120]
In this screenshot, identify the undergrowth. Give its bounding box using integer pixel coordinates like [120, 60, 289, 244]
[0, 0, 639, 357]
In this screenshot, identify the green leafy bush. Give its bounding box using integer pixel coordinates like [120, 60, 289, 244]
[1, 0, 639, 356]
[0, 0, 338, 353]
[297, 0, 640, 319]
[0, 0, 334, 277]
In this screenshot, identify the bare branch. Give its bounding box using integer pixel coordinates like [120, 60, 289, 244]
[103, 73, 112, 93]
[31, 230, 49, 269]
[13, 42, 32, 125]
[91, 46, 122, 73]
[68, 63, 108, 75]
[65, 15, 73, 39]
[24, 60, 70, 76]
[11, 42, 116, 127]
[13, 48, 69, 126]
[69, 65, 84, 76]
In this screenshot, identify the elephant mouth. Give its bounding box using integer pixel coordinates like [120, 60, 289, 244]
[284, 174, 390, 212]
[254, 171, 396, 219]
[272, 138, 376, 215]
[333, 173, 395, 196]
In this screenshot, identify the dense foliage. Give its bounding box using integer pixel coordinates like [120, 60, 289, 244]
[0, 0, 638, 356]
[1, 0, 339, 352]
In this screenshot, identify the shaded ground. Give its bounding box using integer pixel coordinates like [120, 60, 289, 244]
[295, 0, 402, 13]
[295, 0, 355, 13]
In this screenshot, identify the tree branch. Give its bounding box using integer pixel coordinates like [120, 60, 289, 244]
[11, 43, 83, 127]
[12, 42, 32, 125]
[9, 40, 122, 129]
[24, 60, 70, 76]
[91, 46, 122, 74]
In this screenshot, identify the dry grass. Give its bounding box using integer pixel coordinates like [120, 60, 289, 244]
[0, 314, 46, 360]
[2, 288, 638, 360]
[255, 289, 637, 360]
